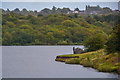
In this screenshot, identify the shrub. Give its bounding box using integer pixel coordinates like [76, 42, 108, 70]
[84, 34, 105, 52]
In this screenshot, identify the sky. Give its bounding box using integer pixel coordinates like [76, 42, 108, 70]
[2, 0, 120, 2]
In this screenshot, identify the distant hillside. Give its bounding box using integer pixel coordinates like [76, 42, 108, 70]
[2, 11, 120, 45]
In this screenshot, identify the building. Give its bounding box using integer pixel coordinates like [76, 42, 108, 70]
[85, 5, 102, 14]
[86, 5, 101, 11]
[73, 11, 79, 14]
[79, 11, 85, 14]
[85, 5, 113, 14]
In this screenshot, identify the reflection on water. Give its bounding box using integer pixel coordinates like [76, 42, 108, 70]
[2, 46, 118, 78]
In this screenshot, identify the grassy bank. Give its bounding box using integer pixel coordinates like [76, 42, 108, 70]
[55, 49, 120, 74]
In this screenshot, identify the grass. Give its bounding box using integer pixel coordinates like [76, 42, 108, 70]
[55, 49, 120, 74]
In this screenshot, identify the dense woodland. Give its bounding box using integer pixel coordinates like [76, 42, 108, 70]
[2, 10, 120, 49]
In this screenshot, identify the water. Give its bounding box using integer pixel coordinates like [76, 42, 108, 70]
[2, 2, 118, 11]
[2, 46, 118, 78]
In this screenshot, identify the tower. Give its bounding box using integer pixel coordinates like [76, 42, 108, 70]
[86, 5, 88, 10]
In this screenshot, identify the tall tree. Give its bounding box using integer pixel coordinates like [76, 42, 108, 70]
[106, 23, 120, 53]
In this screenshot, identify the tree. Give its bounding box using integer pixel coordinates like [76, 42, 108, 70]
[6, 21, 15, 28]
[38, 14, 43, 17]
[41, 8, 52, 15]
[106, 23, 120, 53]
[62, 20, 77, 27]
[21, 8, 28, 15]
[7, 16, 18, 23]
[74, 8, 79, 11]
[84, 34, 105, 52]
[13, 8, 20, 13]
[61, 8, 70, 13]
[74, 13, 78, 18]
[12, 30, 34, 45]
[52, 6, 57, 12]
[2, 32, 12, 45]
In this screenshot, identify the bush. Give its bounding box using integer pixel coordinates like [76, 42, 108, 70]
[84, 34, 105, 52]
[97, 64, 117, 72]
[62, 20, 77, 27]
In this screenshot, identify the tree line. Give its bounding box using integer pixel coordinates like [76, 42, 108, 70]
[2, 10, 119, 49]
[84, 13, 120, 53]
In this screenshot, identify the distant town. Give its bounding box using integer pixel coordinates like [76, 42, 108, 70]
[2, 4, 120, 16]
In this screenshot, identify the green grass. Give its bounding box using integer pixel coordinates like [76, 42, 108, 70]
[55, 49, 120, 74]
[65, 58, 80, 64]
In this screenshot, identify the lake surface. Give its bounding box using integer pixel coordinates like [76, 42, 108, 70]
[2, 46, 118, 78]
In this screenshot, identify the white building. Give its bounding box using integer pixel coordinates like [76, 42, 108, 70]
[73, 11, 79, 14]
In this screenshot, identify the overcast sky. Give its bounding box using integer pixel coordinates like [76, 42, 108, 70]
[2, 0, 120, 2]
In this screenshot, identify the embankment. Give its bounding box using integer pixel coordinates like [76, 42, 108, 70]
[55, 49, 120, 74]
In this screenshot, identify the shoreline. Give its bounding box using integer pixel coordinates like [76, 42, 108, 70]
[55, 49, 120, 75]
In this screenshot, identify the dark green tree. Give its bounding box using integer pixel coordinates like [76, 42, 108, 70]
[106, 23, 120, 53]
[74, 8, 79, 11]
[84, 34, 105, 52]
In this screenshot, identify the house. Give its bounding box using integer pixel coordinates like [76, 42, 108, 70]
[85, 5, 102, 14]
[86, 5, 101, 11]
[73, 11, 79, 14]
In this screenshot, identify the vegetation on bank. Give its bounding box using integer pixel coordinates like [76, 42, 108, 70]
[2, 10, 120, 45]
[55, 18, 120, 74]
[55, 49, 120, 74]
